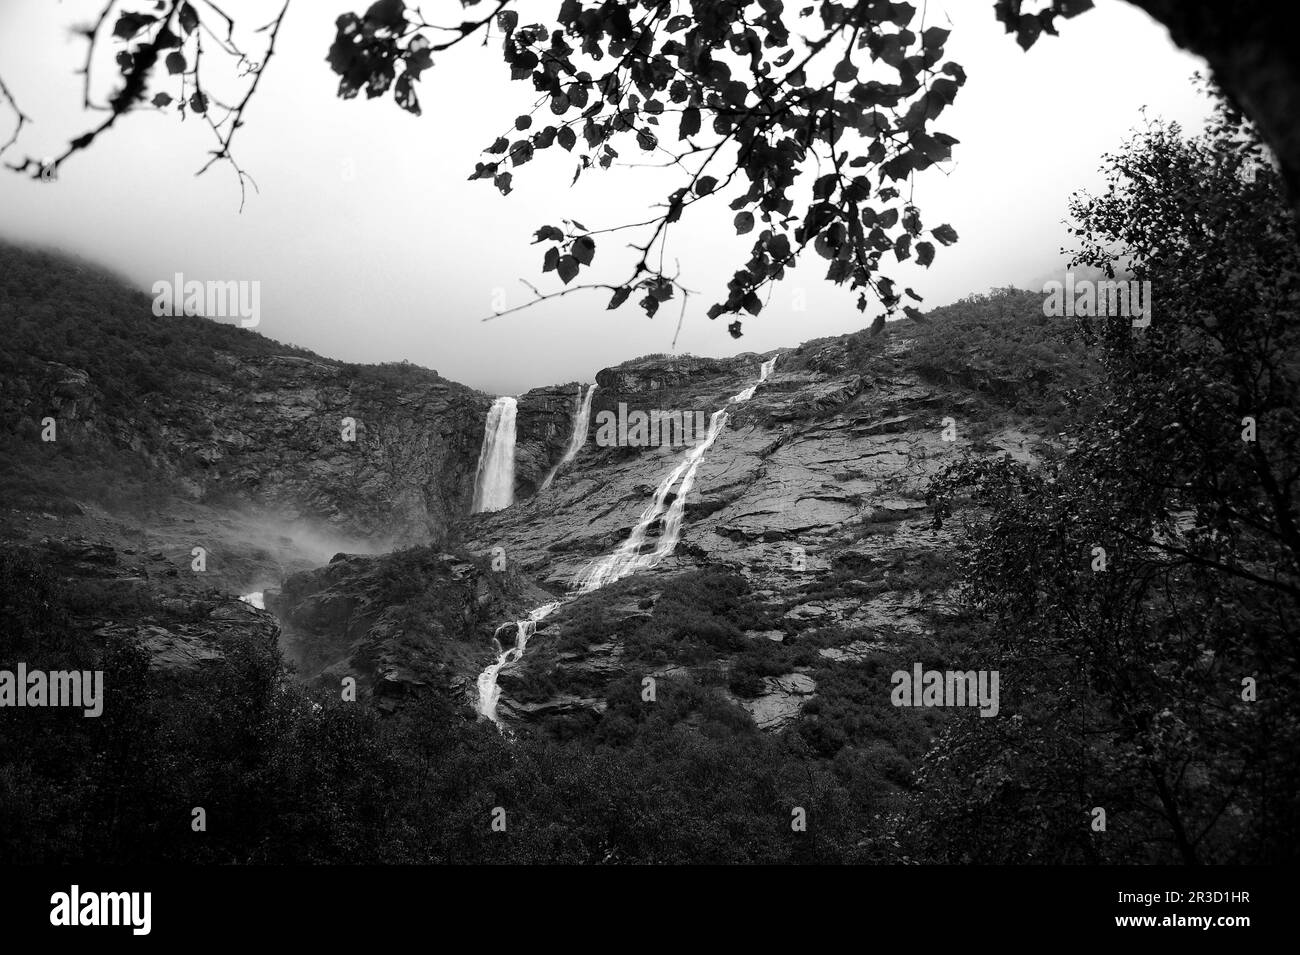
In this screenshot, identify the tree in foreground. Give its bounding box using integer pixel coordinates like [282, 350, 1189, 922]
[917, 87, 1300, 863]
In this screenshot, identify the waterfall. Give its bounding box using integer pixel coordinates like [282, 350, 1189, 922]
[475, 355, 777, 723]
[574, 355, 776, 592]
[471, 397, 518, 513]
[570, 411, 723, 594]
[540, 383, 598, 491]
[476, 601, 562, 723]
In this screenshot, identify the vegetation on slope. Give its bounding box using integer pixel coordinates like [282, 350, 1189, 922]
[2, 91, 1296, 864]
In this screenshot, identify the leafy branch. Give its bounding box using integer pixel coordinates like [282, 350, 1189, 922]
[3, 0, 291, 209]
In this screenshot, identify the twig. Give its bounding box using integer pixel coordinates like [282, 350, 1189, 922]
[195, 0, 290, 211]
[0, 73, 31, 160]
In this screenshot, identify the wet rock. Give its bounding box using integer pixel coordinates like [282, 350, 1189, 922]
[740, 673, 817, 731]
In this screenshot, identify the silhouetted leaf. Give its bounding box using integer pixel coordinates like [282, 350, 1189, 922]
[510, 140, 534, 166]
[572, 236, 596, 266]
[364, 0, 406, 30]
[405, 35, 433, 77]
[922, 26, 950, 49]
[179, 2, 199, 35]
[1015, 13, 1042, 49]
[679, 106, 700, 140]
[394, 72, 420, 113]
[931, 223, 959, 245]
[113, 12, 156, 39]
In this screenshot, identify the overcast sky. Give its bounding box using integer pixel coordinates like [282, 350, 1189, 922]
[0, 0, 1209, 394]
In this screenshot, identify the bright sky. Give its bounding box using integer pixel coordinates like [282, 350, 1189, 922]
[0, 0, 1210, 393]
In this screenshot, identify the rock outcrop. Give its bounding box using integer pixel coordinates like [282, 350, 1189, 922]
[21, 535, 280, 672]
[9, 353, 491, 547]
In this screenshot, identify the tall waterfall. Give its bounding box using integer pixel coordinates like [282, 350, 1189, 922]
[476, 355, 777, 723]
[471, 397, 518, 513]
[540, 383, 598, 491]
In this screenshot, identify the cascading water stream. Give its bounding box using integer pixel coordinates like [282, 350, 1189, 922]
[471, 397, 518, 513]
[576, 355, 777, 593]
[475, 356, 777, 724]
[539, 383, 598, 491]
[475, 601, 562, 723]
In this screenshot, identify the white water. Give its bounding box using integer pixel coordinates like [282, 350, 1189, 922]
[475, 356, 777, 723]
[471, 397, 518, 513]
[540, 383, 598, 491]
[239, 591, 265, 610]
[575, 355, 777, 593]
[475, 601, 562, 723]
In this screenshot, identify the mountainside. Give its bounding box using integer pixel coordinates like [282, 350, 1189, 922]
[1, 242, 488, 548]
[275, 328, 1053, 736]
[0, 242, 1084, 734]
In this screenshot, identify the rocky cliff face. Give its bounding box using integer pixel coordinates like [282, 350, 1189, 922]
[447, 333, 1037, 729]
[2, 242, 1050, 732]
[10, 351, 491, 547]
[5, 330, 1044, 731]
[5, 533, 281, 674]
[267, 547, 550, 709]
[513, 382, 586, 497]
[261, 330, 1045, 730]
